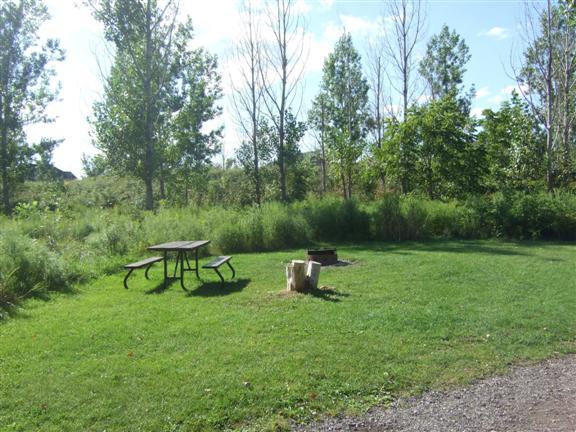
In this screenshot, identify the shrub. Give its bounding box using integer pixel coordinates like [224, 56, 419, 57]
[0, 230, 72, 315]
[297, 196, 370, 242]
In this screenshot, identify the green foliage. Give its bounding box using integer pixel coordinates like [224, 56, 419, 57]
[315, 33, 369, 199]
[0, 229, 71, 313]
[296, 196, 370, 242]
[419, 24, 471, 100]
[89, 1, 223, 210]
[479, 92, 546, 192]
[381, 94, 480, 198]
[0, 0, 64, 214]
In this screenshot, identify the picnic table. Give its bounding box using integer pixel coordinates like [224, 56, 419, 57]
[147, 240, 210, 291]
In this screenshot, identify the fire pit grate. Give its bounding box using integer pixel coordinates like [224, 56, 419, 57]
[307, 248, 338, 266]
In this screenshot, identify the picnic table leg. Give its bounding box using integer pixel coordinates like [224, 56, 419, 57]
[173, 251, 180, 278]
[179, 250, 189, 291]
[226, 261, 236, 279]
[195, 249, 200, 279]
[163, 251, 168, 289]
[123, 269, 134, 289]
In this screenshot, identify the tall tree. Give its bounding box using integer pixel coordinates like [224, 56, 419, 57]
[381, 0, 426, 120]
[260, 0, 306, 202]
[231, 0, 264, 205]
[166, 24, 223, 206]
[419, 24, 471, 101]
[308, 92, 329, 194]
[257, 109, 306, 201]
[318, 33, 369, 200]
[516, 0, 567, 190]
[0, 0, 64, 214]
[88, 0, 179, 210]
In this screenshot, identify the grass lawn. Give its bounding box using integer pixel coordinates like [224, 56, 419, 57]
[1, 241, 575, 431]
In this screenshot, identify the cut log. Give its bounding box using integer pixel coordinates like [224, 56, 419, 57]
[306, 261, 321, 290]
[286, 260, 307, 292]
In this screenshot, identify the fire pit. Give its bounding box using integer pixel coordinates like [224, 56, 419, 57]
[307, 248, 338, 266]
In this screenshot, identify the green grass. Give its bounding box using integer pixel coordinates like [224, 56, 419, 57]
[1, 241, 575, 431]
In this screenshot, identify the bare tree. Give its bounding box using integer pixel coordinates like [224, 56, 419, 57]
[555, 5, 576, 184]
[230, 0, 264, 205]
[515, 0, 556, 191]
[365, 38, 386, 149]
[381, 0, 426, 121]
[260, 0, 307, 202]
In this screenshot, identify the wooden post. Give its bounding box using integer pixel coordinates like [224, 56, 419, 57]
[286, 260, 307, 292]
[306, 261, 321, 290]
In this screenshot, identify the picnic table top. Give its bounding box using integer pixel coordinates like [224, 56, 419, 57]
[147, 240, 210, 251]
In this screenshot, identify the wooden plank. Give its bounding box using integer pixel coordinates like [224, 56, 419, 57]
[202, 256, 231, 269]
[147, 241, 193, 251]
[124, 256, 163, 269]
[179, 240, 211, 250]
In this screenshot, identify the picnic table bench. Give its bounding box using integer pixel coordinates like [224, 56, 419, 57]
[202, 255, 235, 284]
[123, 256, 163, 289]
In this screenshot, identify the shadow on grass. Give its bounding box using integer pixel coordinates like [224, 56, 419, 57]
[342, 240, 567, 261]
[186, 278, 250, 297]
[145, 281, 173, 295]
[302, 286, 350, 303]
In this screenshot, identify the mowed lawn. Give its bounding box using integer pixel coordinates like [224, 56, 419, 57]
[1, 241, 575, 431]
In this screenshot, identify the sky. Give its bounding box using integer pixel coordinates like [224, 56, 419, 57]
[28, 0, 546, 178]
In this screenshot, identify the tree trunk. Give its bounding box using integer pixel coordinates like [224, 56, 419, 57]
[0, 117, 10, 215]
[144, 0, 155, 210]
[286, 260, 306, 292]
[546, 0, 554, 192]
[279, 73, 287, 202]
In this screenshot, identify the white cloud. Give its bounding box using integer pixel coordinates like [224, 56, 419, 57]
[319, 0, 335, 10]
[294, 0, 313, 15]
[475, 86, 490, 99]
[471, 107, 485, 119]
[339, 14, 379, 36]
[479, 26, 510, 40]
[488, 95, 505, 105]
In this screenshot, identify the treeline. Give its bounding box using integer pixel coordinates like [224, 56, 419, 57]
[1, 0, 576, 215]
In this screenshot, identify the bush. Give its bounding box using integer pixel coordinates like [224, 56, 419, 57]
[0, 230, 72, 314]
[297, 196, 370, 242]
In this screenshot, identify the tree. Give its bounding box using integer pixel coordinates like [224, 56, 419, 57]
[88, 0, 179, 210]
[419, 24, 471, 101]
[165, 24, 223, 205]
[413, 94, 480, 198]
[516, 0, 576, 189]
[479, 92, 545, 192]
[318, 33, 369, 200]
[260, 0, 307, 202]
[308, 92, 329, 194]
[256, 109, 306, 201]
[231, 0, 265, 205]
[381, 0, 426, 120]
[0, 0, 64, 214]
[89, 1, 222, 208]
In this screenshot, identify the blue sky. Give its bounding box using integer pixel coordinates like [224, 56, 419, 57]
[30, 0, 545, 177]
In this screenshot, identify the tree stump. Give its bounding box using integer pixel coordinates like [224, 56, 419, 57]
[306, 261, 321, 290]
[286, 260, 307, 292]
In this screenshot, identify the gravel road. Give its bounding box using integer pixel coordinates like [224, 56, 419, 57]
[295, 355, 576, 432]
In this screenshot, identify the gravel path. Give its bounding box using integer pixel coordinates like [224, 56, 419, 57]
[295, 355, 576, 432]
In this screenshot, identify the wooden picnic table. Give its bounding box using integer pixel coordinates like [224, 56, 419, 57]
[147, 240, 210, 291]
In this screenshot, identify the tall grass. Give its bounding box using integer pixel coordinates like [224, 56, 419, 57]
[2, 191, 576, 316]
